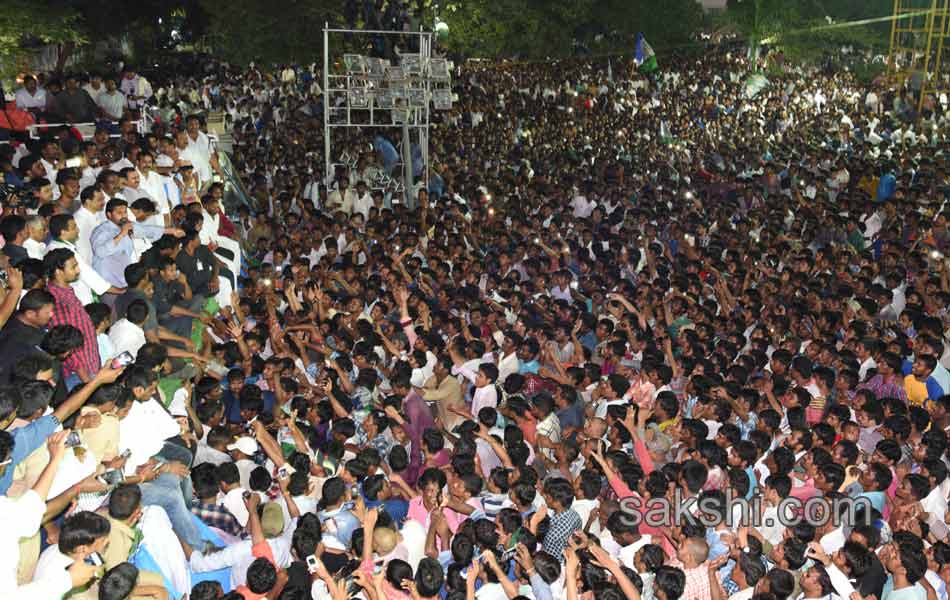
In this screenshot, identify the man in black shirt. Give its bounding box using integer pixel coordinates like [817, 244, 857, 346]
[848, 525, 887, 600]
[153, 256, 208, 337]
[0, 214, 30, 267]
[176, 231, 222, 299]
[0, 289, 54, 379]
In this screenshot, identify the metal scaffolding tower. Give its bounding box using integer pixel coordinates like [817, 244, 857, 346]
[322, 26, 454, 210]
[887, 0, 950, 114]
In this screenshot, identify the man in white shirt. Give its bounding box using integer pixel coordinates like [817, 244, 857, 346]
[119, 68, 152, 112]
[23, 217, 47, 260]
[118, 365, 209, 551]
[199, 194, 242, 283]
[136, 153, 168, 217]
[189, 497, 296, 589]
[856, 339, 877, 382]
[154, 155, 181, 214]
[96, 77, 126, 120]
[571, 193, 594, 218]
[33, 511, 111, 597]
[82, 74, 105, 101]
[226, 437, 259, 490]
[73, 186, 107, 267]
[14, 76, 47, 113]
[0, 431, 96, 599]
[326, 179, 358, 214]
[183, 115, 221, 190]
[47, 214, 122, 305]
[352, 181, 373, 220]
[108, 299, 149, 359]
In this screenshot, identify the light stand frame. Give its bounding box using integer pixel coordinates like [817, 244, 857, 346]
[323, 26, 442, 210]
[886, 0, 950, 116]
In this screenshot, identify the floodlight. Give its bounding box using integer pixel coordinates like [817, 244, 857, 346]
[343, 54, 367, 75]
[428, 58, 451, 80]
[367, 58, 390, 79]
[390, 86, 408, 103]
[408, 88, 427, 108]
[400, 54, 424, 77]
[392, 108, 410, 125]
[386, 65, 406, 81]
[432, 89, 453, 110]
[348, 87, 369, 108]
[376, 90, 394, 109]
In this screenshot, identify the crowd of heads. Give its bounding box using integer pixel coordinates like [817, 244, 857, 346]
[1, 32, 950, 600]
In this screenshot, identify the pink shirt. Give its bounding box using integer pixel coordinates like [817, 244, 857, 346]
[406, 496, 483, 548]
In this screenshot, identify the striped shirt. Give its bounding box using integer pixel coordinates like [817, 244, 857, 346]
[47, 283, 100, 378]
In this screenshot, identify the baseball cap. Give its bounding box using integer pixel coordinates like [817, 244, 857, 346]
[410, 368, 427, 388]
[226, 437, 259, 456]
[261, 502, 285, 538]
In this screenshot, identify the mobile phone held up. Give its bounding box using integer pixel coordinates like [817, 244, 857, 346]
[111, 351, 134, 369]
[306, 554, 321, 574]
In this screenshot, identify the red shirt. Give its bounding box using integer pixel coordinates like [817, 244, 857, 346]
[47, 283, 100, 377]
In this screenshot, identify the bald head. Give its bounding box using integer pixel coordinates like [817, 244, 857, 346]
[682, 537, 709, 568]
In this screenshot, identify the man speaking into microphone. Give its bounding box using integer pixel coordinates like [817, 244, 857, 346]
[90, 198, 184, 288]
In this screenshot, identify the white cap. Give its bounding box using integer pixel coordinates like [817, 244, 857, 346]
[155, 154, 175, 168]
[227, 437, 259, 455]
[492, 330, 505, 348]
[410, 368, 427, 388]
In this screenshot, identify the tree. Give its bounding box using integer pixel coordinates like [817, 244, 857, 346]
[722, 0, 891, 65]
[436, 0, 703, 60]
[0, 0, 87, 79]
[198, 0, 340, 66]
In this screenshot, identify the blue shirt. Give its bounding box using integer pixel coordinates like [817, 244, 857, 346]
[365, 498, 409, 525]
[222, 390, 241, 424]
[579, 332, 598, 352]
[856, 491, 886, 514]
[318, 506, 360, 548]
[518, 360, 540, 375]
[90, 219, 165, 287]
[0, 415, 59, 494]
[901, 360, 945, 401]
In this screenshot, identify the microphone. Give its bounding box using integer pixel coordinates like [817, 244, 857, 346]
[118, 218, 132, 237]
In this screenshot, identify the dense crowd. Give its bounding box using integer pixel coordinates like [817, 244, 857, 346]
[1, 32, 950, 600]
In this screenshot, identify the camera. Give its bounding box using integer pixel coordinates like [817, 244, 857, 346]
[84, 552, 103, 567]
[0, 183, 38, 210]
[98, 469, 124, 486]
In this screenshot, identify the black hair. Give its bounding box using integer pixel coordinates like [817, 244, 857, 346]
[98, 563, 139, 600]
[542, 477, 574, 509]
[108, 484, 142, 520]
[190, 581, 224, 600]
[246, 557, 278, 594]
[654, 566, 686, 600]
[41, 324, 84, 357]
[60, 510, 111, 554]
[415, 557, 445, 597]
[217, 462, 240, 486]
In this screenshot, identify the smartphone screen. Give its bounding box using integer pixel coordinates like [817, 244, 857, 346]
[111, 351, 134, 369]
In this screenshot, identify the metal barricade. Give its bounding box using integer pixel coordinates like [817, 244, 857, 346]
[26, 116, 149, 141]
